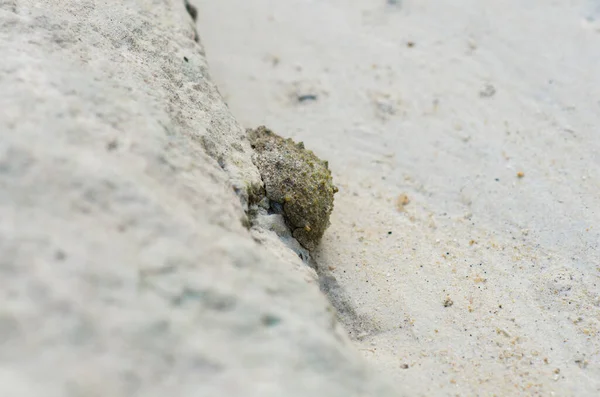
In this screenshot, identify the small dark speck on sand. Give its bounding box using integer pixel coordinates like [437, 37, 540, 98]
[106, 140, 118, 151]
[297, 94, 318, 102]
[479, 84, 496, 98]
[261, 314, 281, 327]
[54, 250, 67, 261]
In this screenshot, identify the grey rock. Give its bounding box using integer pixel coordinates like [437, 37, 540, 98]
[0, 1, 398, 396]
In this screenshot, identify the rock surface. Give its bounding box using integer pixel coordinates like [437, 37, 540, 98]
[0, 1, 398, 396]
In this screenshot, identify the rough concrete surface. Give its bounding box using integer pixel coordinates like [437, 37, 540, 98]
[0, 1, 399, 396]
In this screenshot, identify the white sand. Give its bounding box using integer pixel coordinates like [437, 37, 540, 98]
[196, 0, 600, 394]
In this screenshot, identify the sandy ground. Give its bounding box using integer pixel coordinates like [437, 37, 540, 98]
[196, 0, 600, 395]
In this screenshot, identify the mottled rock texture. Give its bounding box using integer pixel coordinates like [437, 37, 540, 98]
[248, 126, 337, 251]
[0, 1, 398, 396]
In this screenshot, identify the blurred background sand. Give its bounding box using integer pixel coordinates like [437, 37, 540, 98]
[196, 1, 600, 394]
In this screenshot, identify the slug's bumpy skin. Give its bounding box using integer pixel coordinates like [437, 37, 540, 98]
[248, 126, 338, 251]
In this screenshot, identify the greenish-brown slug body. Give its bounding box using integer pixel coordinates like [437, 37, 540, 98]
[248, 126, 337, 251]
